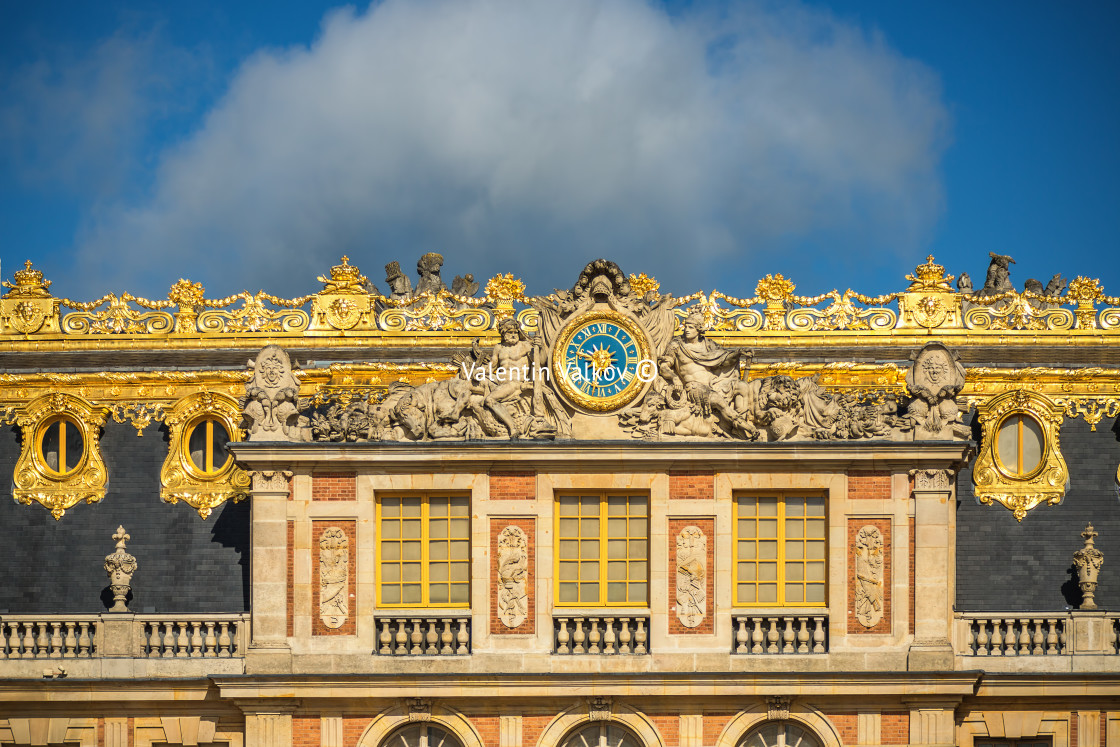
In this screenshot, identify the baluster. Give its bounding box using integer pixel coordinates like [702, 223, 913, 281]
[424, 619, 439, 655]
[395, 619, 408, 655]
[634, 619, 648, 655]
[766, 619, 779, 654]
[603, 618, 617, 655]
[175, 621, 190, 657]
[189, 622, 203, 658]
[1031, 619, 1044, 656]
[49, 622, 62, 658]
[1018, 620, 1031, 655]
[440, 619, 453, 655]
[145, 623, 159, 657]
[410, 619, 424, 655]
[812, 617, 826, 653]
[77, 622, 91, 657]
[572, 619, 586, 654]
[455, 618, 469, 655]
[1059, 620, 1068, 654]
[1003, 619, 1017, 656]
[379, 619, 392, 655]
[161, 622, 176, 658]
[618, 618, 632, 654]
[217, 621, 232, 657]
[556, 618, 570, 654]
[204, 622, 217, 657]
[751, 618, 764, 654]
[796, 618, 810, 653]
[35, 622, 49, 656]
[975, 619, 989, 656]
[9, 622, 22, 659]
[0, 623, 7, 659]
[989, 618, 1003, 656]
[588, 619, 602, 654]
[63, 623, 77, 658]
[24, 623, 37, 657]
[782, 618, 795, 653]
[734, 618, 747, 654]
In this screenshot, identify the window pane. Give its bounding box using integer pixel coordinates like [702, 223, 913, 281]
[786, 584, 803, 603]
[759, 584, 778, 603]
[1021, 416, 1043, 474]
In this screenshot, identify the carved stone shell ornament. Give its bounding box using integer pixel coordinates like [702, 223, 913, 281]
[675, 526, 707, 628]
[497, 526, 528, 628]
[319, 527, 349, 629]
[853, 525, 884, 628]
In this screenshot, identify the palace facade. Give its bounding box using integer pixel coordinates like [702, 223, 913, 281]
[0, 254, 1117, 747]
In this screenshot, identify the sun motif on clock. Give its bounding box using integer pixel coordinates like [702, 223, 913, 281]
[552, 311, 652, 413]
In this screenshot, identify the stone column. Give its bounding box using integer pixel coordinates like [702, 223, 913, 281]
[241, 702, 296, 747]
[247, 470, 293, 673]
[908, 468, 955, 670]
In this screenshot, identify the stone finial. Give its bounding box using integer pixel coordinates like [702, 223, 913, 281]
[103, 526, 137, 613]
[1073, 523, 1104, 610]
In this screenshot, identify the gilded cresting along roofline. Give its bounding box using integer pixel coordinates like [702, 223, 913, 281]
[3, 255, 1120, 351]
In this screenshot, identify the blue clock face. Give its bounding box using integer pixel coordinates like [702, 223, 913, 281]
[553, 313, 650, 412]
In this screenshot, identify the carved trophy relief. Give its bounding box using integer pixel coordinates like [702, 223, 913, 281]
[675, 525, 707, 628]
[318, 527, 349, 629]
[497, 526, 528, 628]
[853, 525, 884, 628]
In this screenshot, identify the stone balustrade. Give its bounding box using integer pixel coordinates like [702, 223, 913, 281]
[732, 613, 828, 654]
[553, 615, 649, 655]
[0, 614, 248, 660]
[140, 615, 248, 658]
[375, 615, 471, 656]
[0, 616, 100, 659]
[959, 615, 1066, 656]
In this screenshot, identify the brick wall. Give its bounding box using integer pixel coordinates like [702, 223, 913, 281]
[669, 470, 714, 500]
[490, 517, 535, 635]
[472, 716, 499, 747]
[343, 718, 369, 746]
[848, 470, 892, 499]
[490, 471, 535, 500]
[293, 716, 319, 747]
[847, 518, 892, 635]
[523, 715, 553, 747]
[648, 715, 678, 746]
[702, 712, 736, 745]
[312, 520, 357, 636]
[668, 517, 714, 635]
[829, 712, 858, 745]
[882, 712, 909, 745]
[312, 472, 356, 501]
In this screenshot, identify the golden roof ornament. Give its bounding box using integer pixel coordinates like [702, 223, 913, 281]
[168, 279, 206, 309]
[905, 255, 955, 293]
[317, 256, 369, 295]
[3, 260, 53, 299]
[628, 273, 660, 297]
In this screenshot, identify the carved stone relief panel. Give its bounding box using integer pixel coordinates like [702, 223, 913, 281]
[497, 526, 528, 628]
[675, 526, 707, 629]
[853, 525, 884, 628]
[317, 525, 351, 632]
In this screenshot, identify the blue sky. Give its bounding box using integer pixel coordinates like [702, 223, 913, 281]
[2, 0, 1118, 302]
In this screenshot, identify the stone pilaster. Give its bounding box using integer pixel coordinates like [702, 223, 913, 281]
[241, 700, 298, 747]
[321, 714, 343, 747]
[247, 470, 293, 673]
[499, 715, 522, 747]
[858, 712, 881, 745]
[908, 703, 956, 747]
[680, 715, 704, 747]
[908, 468, 955, 670]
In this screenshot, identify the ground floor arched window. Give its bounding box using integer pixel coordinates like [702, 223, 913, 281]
[738, 721, 823, 747]
[559, 721, 645, 747]
[381, 723, 463, 747]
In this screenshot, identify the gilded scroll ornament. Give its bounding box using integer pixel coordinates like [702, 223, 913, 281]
[109, 403, 166, 436]
[198, 291, 311, 333]
[755, 274, 795, 330]
[160, 391, 250, 519]
[787, 289, 897, 331]
[853, 525, 884, 628]
[378, 290, 491, 332]
[61, 293, 174, 335]
[319, 527, 349, 629]
[675, 525, 706, 628]
[13, 393, 109, 520]
[497, 526, 528, 628]
[973, 389, 1069, 521]
[1, 261, 61, 335]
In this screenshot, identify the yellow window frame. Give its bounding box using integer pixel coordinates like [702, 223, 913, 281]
[183, 416, 233, 477]
[554, 493, 649, 608]
[734, 492, 827, 607]
[375, 494, 471, 609]
[35, 414, 86, 478]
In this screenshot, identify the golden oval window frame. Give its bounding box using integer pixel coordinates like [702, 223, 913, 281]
[992, 412, 1047, 481]
[34, 414, 88, 479]
[181, 415, 234, 479]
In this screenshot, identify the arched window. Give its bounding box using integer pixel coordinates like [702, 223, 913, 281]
[185, 417, 232, 476]
[559, 722, 644, 747]
[738, 721, 823, 747]
[37, 415, 85, 477]
[380, 723, 463, 747]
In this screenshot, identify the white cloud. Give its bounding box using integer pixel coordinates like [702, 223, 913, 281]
[73, 0, 949, 298]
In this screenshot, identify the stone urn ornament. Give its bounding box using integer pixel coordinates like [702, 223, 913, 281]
[1072, 523, 1104, 610]
[103, 526, 137, 613]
